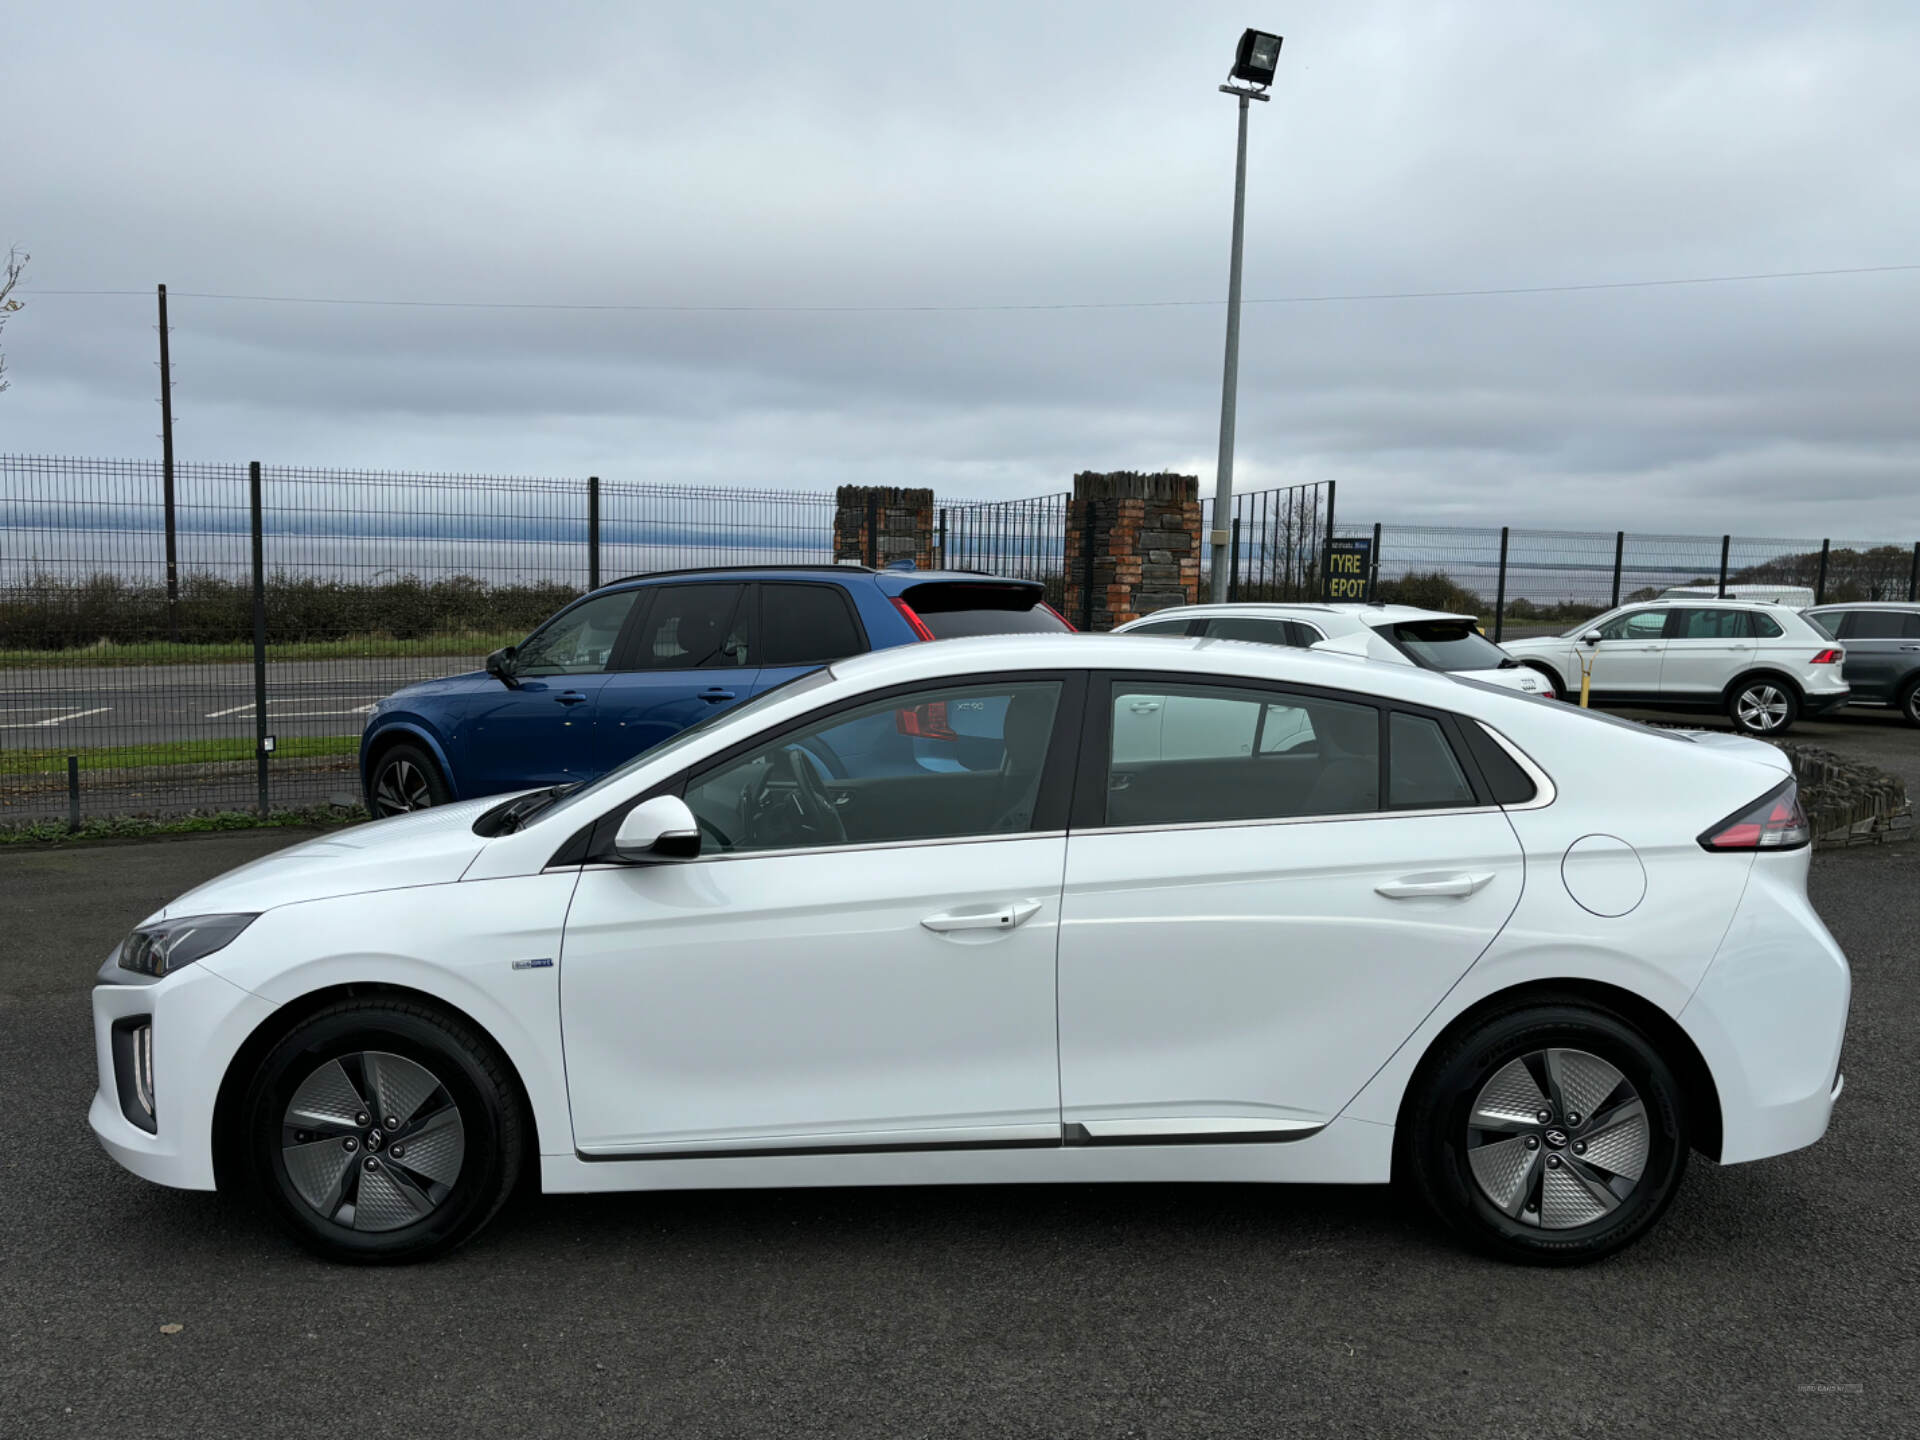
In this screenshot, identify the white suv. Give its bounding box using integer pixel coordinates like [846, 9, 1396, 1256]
[1499, 599, 1849, 735]
[1110, 603, 1553, 697]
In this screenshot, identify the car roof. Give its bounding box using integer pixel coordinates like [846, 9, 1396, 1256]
[1621, 597, 1801, 611]
[592, 564, 1038, 595]
[1120, 602, 1475, 625]
[1805, 600, 1920, 611]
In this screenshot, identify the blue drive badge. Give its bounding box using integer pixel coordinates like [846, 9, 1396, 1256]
[512, 957, 555, 970]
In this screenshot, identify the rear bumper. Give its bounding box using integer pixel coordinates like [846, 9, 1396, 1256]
[1679, 849, 1850, 1164]
[1800, 687, 1852, 718]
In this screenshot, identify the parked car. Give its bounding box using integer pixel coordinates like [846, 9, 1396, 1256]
[1499, 598, 1849, 735]
[95, 632, 1847, 1265]
[1804, 603, 1920, 726]
[1112, 602, 1555, 698]
[1660, 583, 1815, 608]
[359, 564, 1071, 815]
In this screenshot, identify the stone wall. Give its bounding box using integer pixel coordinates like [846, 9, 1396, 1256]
[1778, 743, 1913, 848]
[833, 486, 935, 569]
[1063, 471, 1202, 630]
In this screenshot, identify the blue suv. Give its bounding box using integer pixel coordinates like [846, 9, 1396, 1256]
[359, 564, 1071, 815]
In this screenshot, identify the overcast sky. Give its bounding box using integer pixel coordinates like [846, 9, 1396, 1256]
[6, 0, 1920, 538]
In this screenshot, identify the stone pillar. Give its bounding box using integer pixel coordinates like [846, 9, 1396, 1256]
[833, 486, 935, 569]
[1063, 471, 1202, 631]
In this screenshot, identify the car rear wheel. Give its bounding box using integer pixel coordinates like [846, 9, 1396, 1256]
[1727, 677, 1799, 736]
[1402, 1000, 1688, 1265]
[242, 999, 525, 1263]
[367, 742, 450, 818]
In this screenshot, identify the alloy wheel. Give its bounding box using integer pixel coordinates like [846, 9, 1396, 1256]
[281, 1051, 466, 1232]
[1734, 684, 1790, 733]
[373, 758, 433, 815]
[1465, 1048, 1650, 1229]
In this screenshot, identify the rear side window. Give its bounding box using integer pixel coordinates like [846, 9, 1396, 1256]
[1128, 618, 1195, 637]
[1670, 608, 1747, 639]
[1461, 724, 1539, 805]
[1748, 612, 1784, 638]
[626, 584, 749, 670]
[903, 582, 1069, 639]
[1834, 610, 1915, 640]
[1389, 713, 1475, 809]
[759, 583, 865, 665]
[1202, 617, 1301, 647]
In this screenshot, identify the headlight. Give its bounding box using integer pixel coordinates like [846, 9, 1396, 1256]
[117, 914, 258, 978]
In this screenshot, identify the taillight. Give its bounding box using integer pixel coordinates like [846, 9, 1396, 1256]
[1810, 648, 1843, 665]
[1699, 780, 1811, 852]
[890, 597, 936, 642]
[1043, 602, 1076, 633]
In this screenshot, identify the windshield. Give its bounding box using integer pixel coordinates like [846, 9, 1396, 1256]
[517, 666, 838, 828]
[1376, 619, 1513, 672]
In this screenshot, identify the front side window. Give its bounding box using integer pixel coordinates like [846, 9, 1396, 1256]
[630, 584, 750, 670]
[1202, 617, 1298, 647]
[1597, 609, 1667, 642]
[1127, 617, 1195, 637]
[685, 680, 1063, 854]
[516, 590, 640, 675]
[1105, 683, 1381, 827]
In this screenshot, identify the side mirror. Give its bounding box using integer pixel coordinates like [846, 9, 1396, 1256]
[613, 795, 701, 864]
[485, 646, 520, 688]
[1581, 630, 1603, 646]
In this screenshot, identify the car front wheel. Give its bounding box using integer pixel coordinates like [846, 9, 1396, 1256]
[367, 741, 451, 818]
[242, 998, 525, 1263]
[1900, 678, 1920, 729]
[1402, 999, 1689, 1265]
[1727, 678, 1799, 736]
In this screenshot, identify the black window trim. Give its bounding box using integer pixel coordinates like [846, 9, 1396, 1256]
[754, 578, 872, 667]
[566, 668, 1090, 866]
[1069, 669, 1495, 834]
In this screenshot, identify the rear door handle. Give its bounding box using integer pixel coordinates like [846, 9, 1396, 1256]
[1129, 701, 1161, 713]
[1375, 872, 1494, 899]
[553, 691, 589, 706]
[699, 688, 737, 704]
[921, 900, 1044, 933]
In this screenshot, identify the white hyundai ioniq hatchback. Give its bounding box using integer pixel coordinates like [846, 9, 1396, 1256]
[91, 634, 1848, 1265]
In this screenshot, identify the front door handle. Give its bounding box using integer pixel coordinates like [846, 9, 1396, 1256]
[1128, 701, 1161, 713]
[699, 688, 737, 704]
[1375, 872, 1495, 900]
[921, 900, 1044, 933]
[553, 691, 589, 706]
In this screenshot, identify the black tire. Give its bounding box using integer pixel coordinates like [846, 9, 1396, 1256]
[1725, 675, 1800, 736]
[241, 998, 525, 1264]
[1402, 998, 1689, 1266]
[366, 741, 452, 818]
[1898, 677, 1920, 729]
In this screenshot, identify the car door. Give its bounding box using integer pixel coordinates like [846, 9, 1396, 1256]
[1657, 607, 1757, 704]
[1585, 607, 1668, 700]
[558, 672, 1081, 1156]
[1056, 675, 1523, 1141]
[459, 588, 644, 794]
[591, 582, 761, 775]
[1825, 610, 1914, 702]
[747, 580, 871, 695]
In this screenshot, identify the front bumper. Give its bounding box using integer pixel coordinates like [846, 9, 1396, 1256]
[90, 958, 280, 1191]
[1679, 848, 1850, 1164]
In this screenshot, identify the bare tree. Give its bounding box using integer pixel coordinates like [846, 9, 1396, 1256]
[0, 247, 27, 394]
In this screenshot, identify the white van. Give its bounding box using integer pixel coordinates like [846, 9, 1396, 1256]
[1660, 584, 1815, 608]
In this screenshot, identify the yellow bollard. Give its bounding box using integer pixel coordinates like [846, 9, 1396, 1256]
[1580, 669, 1592, 708]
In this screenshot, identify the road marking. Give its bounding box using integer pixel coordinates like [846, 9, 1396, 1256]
[0, 707, 112, 730]
[205, 700, 379, 718]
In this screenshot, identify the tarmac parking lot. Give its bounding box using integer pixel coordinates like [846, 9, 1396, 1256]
[2, 828, 1916, 1439]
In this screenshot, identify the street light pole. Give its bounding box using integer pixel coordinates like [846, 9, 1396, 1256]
[1208, 29, 1280, 604]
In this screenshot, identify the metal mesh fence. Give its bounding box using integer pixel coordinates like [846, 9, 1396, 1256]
[1203, 482, 1334, 603]
[939, 494, 1069, 607]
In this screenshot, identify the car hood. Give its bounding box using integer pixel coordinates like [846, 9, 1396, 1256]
[1496, 636, 1568, 655]
[144, 797, 509, 923]
[386, 669, 492, 701]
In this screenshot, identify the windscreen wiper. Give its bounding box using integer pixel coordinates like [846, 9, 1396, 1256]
[497, 782, 580, 834]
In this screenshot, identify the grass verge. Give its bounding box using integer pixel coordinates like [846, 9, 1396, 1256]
[1, 734, 359, 777]
[0, 804, 366, 846]
[0, 633, 519, 669]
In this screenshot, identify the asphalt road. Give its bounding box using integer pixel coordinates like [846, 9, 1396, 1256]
[1, 831, 1915, 1438]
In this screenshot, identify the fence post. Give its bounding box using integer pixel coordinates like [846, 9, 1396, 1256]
[1611, 531, 1624, 609]
[587, 475, 601, 590]
[1717, 535, 1731, 598]
[1492, 526, 1510, 642]
[937, 508, 947, 569]
[1815, 538, 1830, 605]
[249, 460, 269, 818]
[1323, 479, 1337, 554]
[1910, 542, 1919, 603]
[67, 755, 80, 832]
[157, 283, 180, 644]
[1079, 499, 1097, 631]
[1228, 515, 1241, 601]
[1369, 522, 1382, 600]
